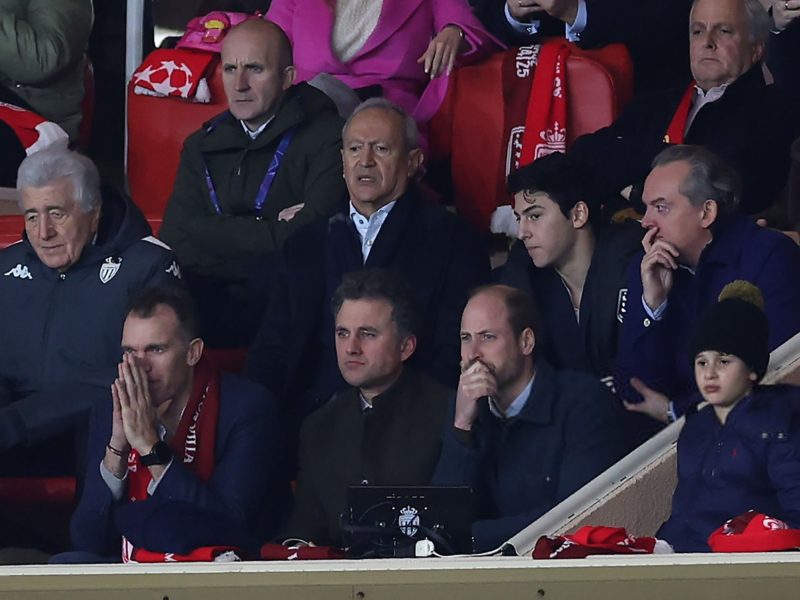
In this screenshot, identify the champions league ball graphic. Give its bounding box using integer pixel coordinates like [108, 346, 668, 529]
[133, 60, 195, 97]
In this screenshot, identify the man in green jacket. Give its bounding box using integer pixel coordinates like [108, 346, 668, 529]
[160, 19, 347, 347]
[0, 0, 93, 142]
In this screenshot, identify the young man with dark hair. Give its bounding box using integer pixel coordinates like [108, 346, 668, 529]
[499, 151, 641, 391]
[282, 269, 450, 548]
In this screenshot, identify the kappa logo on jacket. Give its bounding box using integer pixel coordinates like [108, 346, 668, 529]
[3, 264, 33, 280]
[99, 256, 122, 284]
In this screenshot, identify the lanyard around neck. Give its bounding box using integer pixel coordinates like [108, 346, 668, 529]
[203, 125, 297, 219]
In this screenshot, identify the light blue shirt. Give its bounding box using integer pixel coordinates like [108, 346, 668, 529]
[489, 373, 535, 419]
[349, 200, 397, 262]
[504, 0, 587, 42]
[641, 265, 696, 321]
[100, 423, 173, 500]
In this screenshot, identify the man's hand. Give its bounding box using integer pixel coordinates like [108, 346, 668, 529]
[509, 0, 580, 24]
[454, 359, 497, 431]
[109, 383, 131, 454]
[115, 354, 163, 455]
[623, 377, 670, 424]
[640, 226, 678, 311]
[417, 25, 464, 78]
[278, 203, 304, 222]
[507, 0, 543, 21]
[772, 0, 800, 31]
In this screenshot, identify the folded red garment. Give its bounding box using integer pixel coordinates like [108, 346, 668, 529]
[131, 545, 241, 562]
[533, 526, 659, 559]
[131, 49, 214, 100]
[708, 510, 800, 553]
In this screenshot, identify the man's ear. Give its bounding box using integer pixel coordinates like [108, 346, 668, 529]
[519, 327, 535, 356]
[752, 41, 765, 66]
[186, 338, 204, 367]
[407, 148, 424, 178]
[700, 199, 718, 229]
[282, 65, 297, 90]
[399, 334, 417, 362]
[570, 201, 590, 229]
[90, 205, 102, 234]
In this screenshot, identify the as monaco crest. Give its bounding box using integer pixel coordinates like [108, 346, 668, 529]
[397, 506, 420, 537]
[99, 256, 122, 284]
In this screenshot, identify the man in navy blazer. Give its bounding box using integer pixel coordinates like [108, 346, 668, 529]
[246, 98, 490, 430]
[61, 287, 286, 563]
[434, 285, 626, 553]
[616, 145, 800, 424]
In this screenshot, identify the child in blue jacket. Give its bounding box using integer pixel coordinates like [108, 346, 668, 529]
[658, 281, 800, 552]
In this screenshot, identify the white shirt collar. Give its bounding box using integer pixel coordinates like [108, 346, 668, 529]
[349, 200, 397, 261]
[240, 115, 274, 140]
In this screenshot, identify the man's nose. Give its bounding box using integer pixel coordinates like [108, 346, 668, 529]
[700, 30, 715, 49]
[129, 351, 151, 371]
[463, 342, 481, 364]
[641, 209, 656, 230]
[346, 337, 362, 355]
[37, 214, 55, 240]
[359, 146, 376, 165]
[234, 68, 249, 91]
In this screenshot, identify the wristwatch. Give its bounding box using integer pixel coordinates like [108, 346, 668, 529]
[140, 441, 173, 467]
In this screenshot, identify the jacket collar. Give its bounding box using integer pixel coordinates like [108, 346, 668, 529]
[718, 63, 766, 103]
[696, 213, 751, 270]
[199, 83, 321, 152]
[362, 185, 420, 267]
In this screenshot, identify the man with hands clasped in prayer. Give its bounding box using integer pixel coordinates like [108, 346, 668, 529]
[58, 287, 286, 563]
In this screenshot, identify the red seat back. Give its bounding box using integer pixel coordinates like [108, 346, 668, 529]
[0, 476, 76, 504]
[430, 44, 633, 232]
[203, 347, 247, 374]
[0, 215, 23, 249]
[79, 57, 95, 151]
[127, 58, 226, 220]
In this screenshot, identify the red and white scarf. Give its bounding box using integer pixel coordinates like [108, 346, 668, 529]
[131, 48, 215, 103]
[662, 83, 695, 144]
[0, 102, 69, 155]
[517, 39, 571, 167]
[122, 355, 222, 563]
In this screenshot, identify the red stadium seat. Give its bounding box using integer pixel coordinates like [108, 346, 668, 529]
[0, 476, 76, 505]
[204, 347, 247, 373]
[79, 58, 95, 152]
[0, 215, 22, 249]
[127, 57, 226, 220]
[429, 44, 634, 232]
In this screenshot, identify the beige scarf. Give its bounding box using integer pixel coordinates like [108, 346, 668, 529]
[332, 0, 383, 63]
